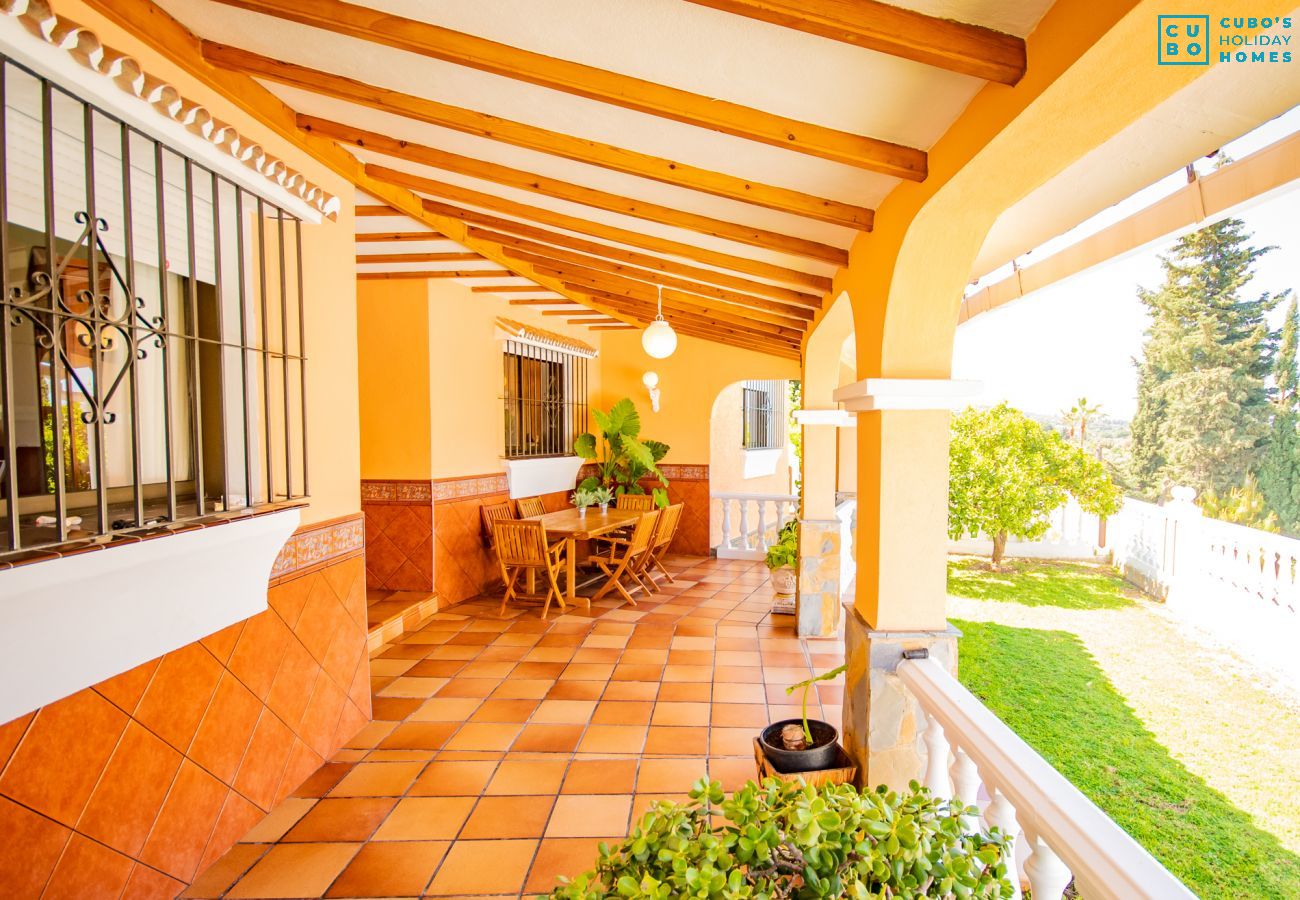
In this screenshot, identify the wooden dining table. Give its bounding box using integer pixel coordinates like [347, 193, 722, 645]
[524, 507, 641, 609]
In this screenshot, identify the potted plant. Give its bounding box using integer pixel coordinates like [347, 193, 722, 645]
[543, 777, 1012, 899]
[574, 398, 671, 508]
[758, 664, 846, 774]
[764, 520, 798, 597]
[570, 486, 600, 518]
[592, 485, 614, 512]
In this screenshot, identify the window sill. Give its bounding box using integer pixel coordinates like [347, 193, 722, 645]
[741, 448, 784, 479]
[504, 456, 584, 499]
[0, 505, 301, 723]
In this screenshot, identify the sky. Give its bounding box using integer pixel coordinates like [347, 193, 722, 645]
[952, 110, 1300, 422]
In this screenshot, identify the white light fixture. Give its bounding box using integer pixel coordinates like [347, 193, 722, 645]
[641, 285, 677, 359]
[642, 371, 661, 412]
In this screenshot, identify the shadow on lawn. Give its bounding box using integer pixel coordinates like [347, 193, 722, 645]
[947, 557, 1138, 610]
[954, 618, 1300, 899]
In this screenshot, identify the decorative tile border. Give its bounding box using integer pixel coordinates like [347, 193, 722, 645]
[660, 464, 709, 481]
[361, 479, 434, 504]
[432, 472, 509, 502]
[270, 512, 364, 583]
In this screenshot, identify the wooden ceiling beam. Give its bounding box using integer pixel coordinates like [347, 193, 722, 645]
[683, 0, 1026, 85]
[355, 231, 440, 242]
[541, 309, 605, 316]
[303, 116, 872, 242]
[546, 272, 804, 342]
[367, 164, 846, 266]
[499, 246, 816, 320]
[82, 2, 642, 328]
[357, 269, 517, 280]
[508, 298, 579, 306]
[472, 286, 565, 294]
[589, 325, 638, 331]
[467, 227, 827, 303]
[211, 0, 926, 178]
[200, 43, 877, 226]
[356, 251, 483, 263]
[385, 194, 830, 292]
[580, 295, 800, 358]
[572, 318, 623, 325]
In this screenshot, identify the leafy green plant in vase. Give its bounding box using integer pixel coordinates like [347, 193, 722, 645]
[542, 777, 1013, 899]
[764, 519, 798, 598]
[570, 486, 600, 518]
[592, 485, 614, 512]
[759, 664, 847, 773]
[574, 398, 671, 508]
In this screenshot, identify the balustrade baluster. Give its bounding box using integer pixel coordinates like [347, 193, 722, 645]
[1023, 835, 1072, 900]
[920, 714, 951, 799]
[775, 499, 787, 528]
[757, 500, 769, 551]
[984, 789, 1022, 900]
[951, 748, 981, 833]
[720, 499, 733, 551]
[739, 501, 751, 551]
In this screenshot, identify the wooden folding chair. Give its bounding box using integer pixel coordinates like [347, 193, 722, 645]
[615, 493, 656, 511]
[492, 519, 567, 619]
[480, 501, 516, 548]
[516, 496, 546, 518]
[643, 503, 684, 587]
[588, 511, 658, 605]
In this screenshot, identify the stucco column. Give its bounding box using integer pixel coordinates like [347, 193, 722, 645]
[794, 410, 852, 637]
[833, 378, 976, 787]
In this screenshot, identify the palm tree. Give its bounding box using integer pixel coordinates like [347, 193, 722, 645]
[1063, 397, 1102, 449]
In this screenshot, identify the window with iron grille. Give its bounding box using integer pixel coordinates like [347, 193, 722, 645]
[0, 56, 309, 556]
[502, 340, 588, 459]
[742, 379, 785, 450]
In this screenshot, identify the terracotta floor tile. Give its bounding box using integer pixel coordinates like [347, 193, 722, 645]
[369, 697, 425, 721]
[545, 680, 605, 700]
[644, 725, 708, 756]
[531, 699, 597, 724]
[460, 794, 555, 838]
[328, 761, 423, 797]
[240, 798, 316, 843]
[600, 681, 658, 701]
[457, 660, 517, 679]
[561, 759, 637, 794]
[490, 678, 554, 700]
[510, 723, 584, 753]
[709, 727, 756, 757]
[406, 697, 481, 723]
[711, 703, 770, 727]
[545, 794, 633, 838]
[468, 698, 540, 723]
[226, 843, 360, 898]
[575, 725, 647, 754]
[378, 722, 458, 751]
[650, 702, 710, 727]
[435, 678, 500, 699]
[424, 838, 538, 896]
[372, 796, 475, 840]
[282, 798, 397, 842]
[409, 760, 498, 797]
[713, 683, 767, 704]
[181, 844, 267, 898]
[663, 664, 712, 683]
[405, 659, 467, 678]
[709, 757, 761, 792]
[525, 837, 615, 893]
[324, 840, 447, 898]
[443, 723, 521, 752]
[377, 677, 449, 699]
[485, 758, 567, 795]
[292, 763, 352, 799]
[611, 664, 664, 682]
[667, 649, 712, 666]
[656, 682, 711, 702]
[570, 647, 621, 664]
[513, 661, 568, 679]
[425, 645, 481, 661]
[590, 701, 653, 725]
[636, 757, 708, 793]
[344, 720, 396, 749]
[633, 792, 693, 820]
[559, 663, 615, 681]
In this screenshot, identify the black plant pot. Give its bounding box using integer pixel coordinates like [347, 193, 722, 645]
[759, 718, 839, 773]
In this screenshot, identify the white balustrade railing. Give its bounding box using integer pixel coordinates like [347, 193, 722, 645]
[711, 491, 797, 560]
[1198, 515, 1300, 614]
[899, 657, 1194, 900]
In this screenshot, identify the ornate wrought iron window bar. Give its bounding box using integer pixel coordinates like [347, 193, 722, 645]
[502, 339, 587, 460]
[0, 55, 309, 556]
[742, 379, 785, 450]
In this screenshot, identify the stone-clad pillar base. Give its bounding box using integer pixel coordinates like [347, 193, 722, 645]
[795, 518, 842, 637]
[841, 601, 959, 791]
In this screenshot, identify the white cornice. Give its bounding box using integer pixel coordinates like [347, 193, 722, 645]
[833, 378, 981, 412]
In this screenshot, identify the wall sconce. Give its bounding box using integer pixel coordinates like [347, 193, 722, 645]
[642, 371, 661, 412]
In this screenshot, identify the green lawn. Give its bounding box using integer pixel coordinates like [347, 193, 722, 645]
[947, 557, 1137, 609]
[955, 617, 1300, 898]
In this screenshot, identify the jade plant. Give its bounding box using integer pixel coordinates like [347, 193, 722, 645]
[542, 777, 1013, 899]
[786, 664, 847, 746]
[764, 520, 799, 570]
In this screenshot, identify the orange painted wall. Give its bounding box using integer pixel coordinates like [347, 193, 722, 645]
[357, 280, 432, 480]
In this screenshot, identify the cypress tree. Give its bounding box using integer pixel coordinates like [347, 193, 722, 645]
[1132, 217, 1281, 496]
[1260, 297, 1300, 530]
